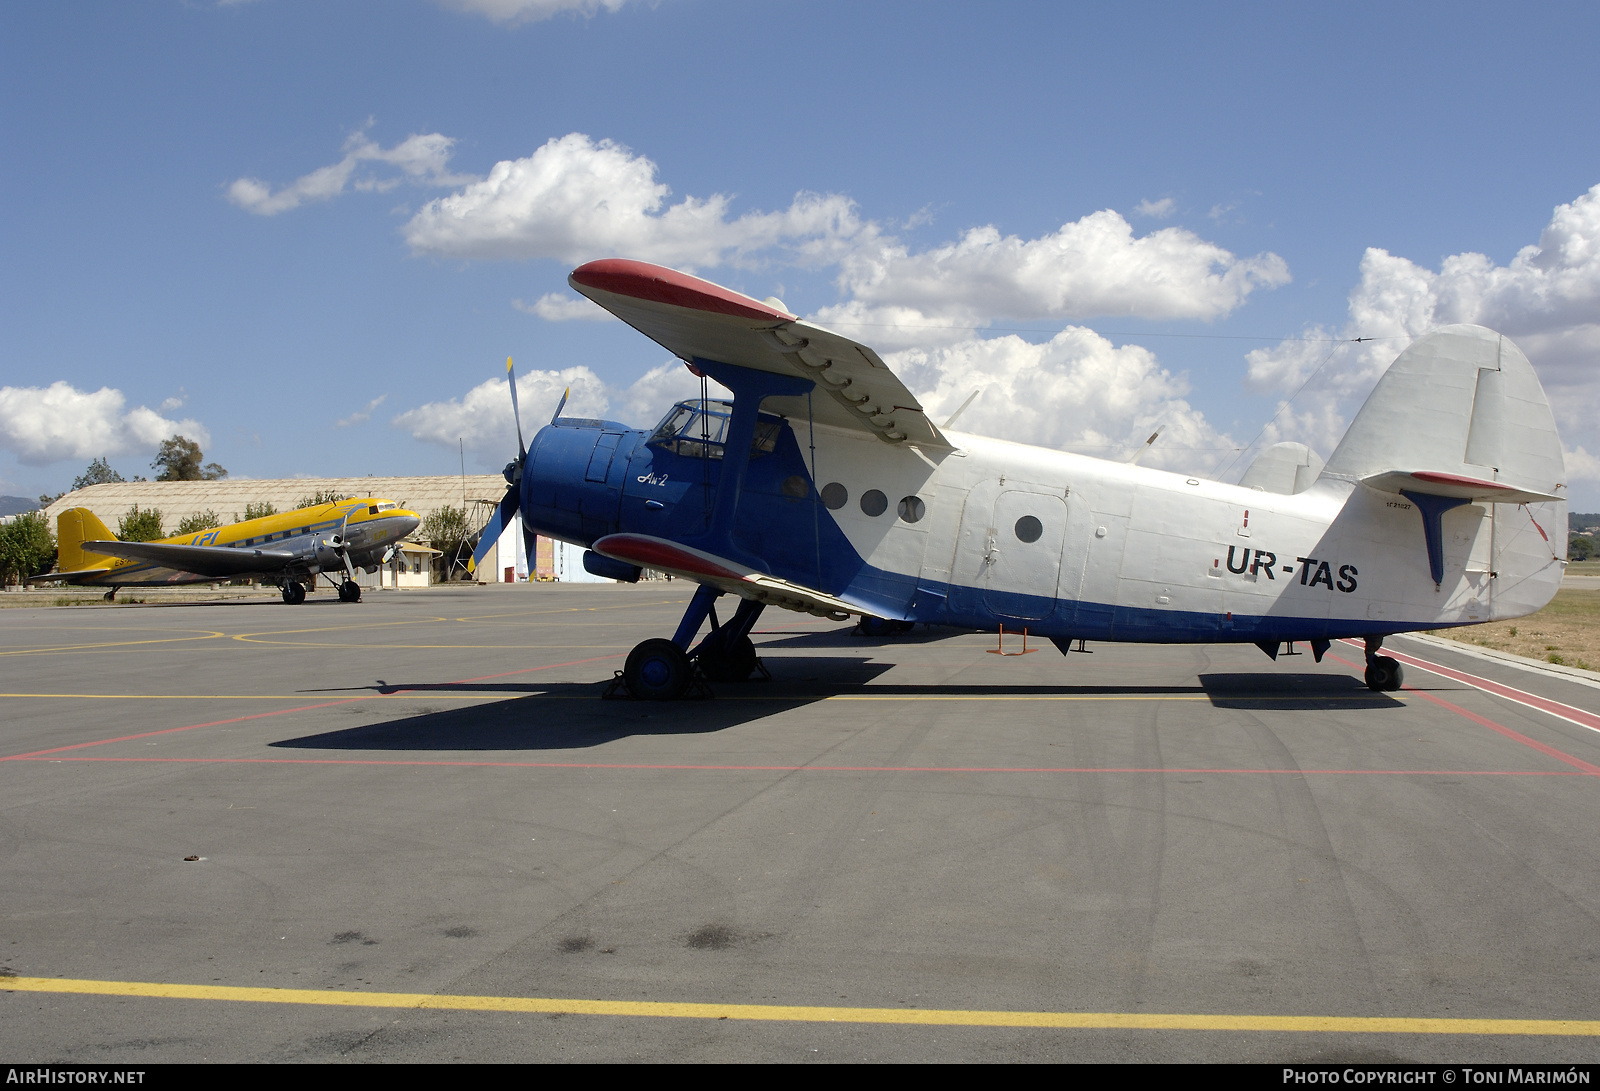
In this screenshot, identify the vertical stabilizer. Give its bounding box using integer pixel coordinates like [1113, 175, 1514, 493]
[57, 507, 118, 573]
[1323, 325, 1564, 497]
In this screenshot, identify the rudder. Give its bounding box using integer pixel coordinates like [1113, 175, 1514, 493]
[57, 507, 118, 573]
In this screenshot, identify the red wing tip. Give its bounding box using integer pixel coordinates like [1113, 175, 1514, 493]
[570, 259, 794, 322]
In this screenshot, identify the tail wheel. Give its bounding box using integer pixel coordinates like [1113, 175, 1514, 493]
[1364, 656, 1404, 692]
[698, 634, 757, 682]
[624, 638, 693, 700]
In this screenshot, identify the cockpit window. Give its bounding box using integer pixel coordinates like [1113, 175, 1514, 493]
[649, 401, 781, 460]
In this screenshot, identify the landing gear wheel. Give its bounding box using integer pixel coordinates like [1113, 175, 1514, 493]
[624, 638, 693, 700]
[1364, 655, 1404, 692]
[857, 616, 894, 638]
[282, 582, 307, 605]
[338, 579, 361, 603]
[698, 634, 757, 682]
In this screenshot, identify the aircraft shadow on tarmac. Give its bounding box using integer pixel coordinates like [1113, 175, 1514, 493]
[1198, 673, 1404, 710]
[268, 661, 1399, 754]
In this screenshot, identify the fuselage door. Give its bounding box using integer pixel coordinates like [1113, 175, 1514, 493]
[983, 489, 1068, 621]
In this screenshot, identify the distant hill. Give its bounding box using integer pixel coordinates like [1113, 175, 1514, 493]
[0, 496, 40, 517]
[1573, 513, 1600, 532]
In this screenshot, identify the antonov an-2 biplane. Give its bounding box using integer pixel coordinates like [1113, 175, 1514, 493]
[33, 498, 420, 602]
[472, 259, 1568, 699]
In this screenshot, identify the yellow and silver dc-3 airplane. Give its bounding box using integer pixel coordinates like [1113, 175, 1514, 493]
[31, 498, 421, 603]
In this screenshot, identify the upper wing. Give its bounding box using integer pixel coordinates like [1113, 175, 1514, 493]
[79, 540, 300, 577]
[594, 533, 892, 621]
[569, 259, 950, 448]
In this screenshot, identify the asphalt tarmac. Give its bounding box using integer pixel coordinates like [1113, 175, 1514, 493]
[3, 582, 1599, 1063]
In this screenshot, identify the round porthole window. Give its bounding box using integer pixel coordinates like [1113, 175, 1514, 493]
[781, 475, 809, 499]
[860, 489, 888, 517]
[897, 495, 925, 523]
[820, 482, 848, 510]
[1014, 515, 1043, 543]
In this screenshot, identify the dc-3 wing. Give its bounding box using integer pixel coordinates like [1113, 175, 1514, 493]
[593, 533, 887, 621]
[569, 259, 951, 449]
[76, 540, 300, 578]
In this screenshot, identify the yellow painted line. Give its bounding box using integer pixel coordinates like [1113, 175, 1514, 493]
[0, 632, 226, 657]
[4, 977, 1595, 1035]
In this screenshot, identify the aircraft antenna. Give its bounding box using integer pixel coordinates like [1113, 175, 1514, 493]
[942, 388, 982, 429]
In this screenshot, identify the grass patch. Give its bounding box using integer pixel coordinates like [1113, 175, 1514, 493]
[1439, 587, 1600, 671]
[1565, 560, 1600, 576]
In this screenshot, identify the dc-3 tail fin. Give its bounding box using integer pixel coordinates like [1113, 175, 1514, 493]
[1322, 325, 1566, 615]
[57, 507, 119, 573]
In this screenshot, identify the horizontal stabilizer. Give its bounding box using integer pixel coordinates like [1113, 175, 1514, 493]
[593, 532, 886, 621]
[1360, 470, 1562, 505]
[79, 539, 299, 577]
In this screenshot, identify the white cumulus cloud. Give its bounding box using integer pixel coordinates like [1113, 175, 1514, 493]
[0, 382, 210, 467]
[228, 131, 476, 216]
[823, 210, 1289, 332]
[433, 0, 640, 24]
[890, 328, 1235, 474]
[1133, 197, 1175, 219]
[392, 366, 611, 464]
[1245, 183, 1600, 479]
[392, 360, 732, 466]
[513, 293, 616, 321]
[403, 133, 867, 267]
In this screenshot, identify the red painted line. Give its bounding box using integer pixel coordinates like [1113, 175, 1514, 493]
[1326, 649, 1600, 777]
[1381, 645, 1600, 735]
[0, 653, 624, 762]
[12, 756, 1585, 776]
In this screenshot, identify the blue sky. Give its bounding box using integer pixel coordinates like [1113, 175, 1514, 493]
[4, 1, 1598, 508]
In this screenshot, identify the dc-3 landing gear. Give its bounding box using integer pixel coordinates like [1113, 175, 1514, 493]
[1363, 636, 1404, 692]
[280, 581, 307, 605]
[615, 587, 767, 700]
[337, 579, 361, 603]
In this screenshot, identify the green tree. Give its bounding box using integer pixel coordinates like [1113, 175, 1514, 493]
[152, 436, 226, 482]
[421, 505, 472, 579]
[118, 505, 165, 542]
[0, 512, 56, 584]
[295, 490, 343, 510]
[176, 510, 223, 536]
[72, 457, 125, 491]
[238, 501, 276, 522]
[1572, 534, 1596, 561]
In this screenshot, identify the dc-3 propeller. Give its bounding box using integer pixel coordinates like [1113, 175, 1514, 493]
[468, 357, 565, 577]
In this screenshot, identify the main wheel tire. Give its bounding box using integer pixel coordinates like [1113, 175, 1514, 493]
[288, 582, 307, 605]
[858, 616, 894, 638]
[624, 638, 693, 700]
[698, 634, 757, 682]
[281, 584, 296, 604]
[339, 580, 361, 603]
[1364, 656, 1404, 692]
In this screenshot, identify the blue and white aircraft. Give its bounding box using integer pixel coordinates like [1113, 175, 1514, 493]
[473, 259, 1569, 699]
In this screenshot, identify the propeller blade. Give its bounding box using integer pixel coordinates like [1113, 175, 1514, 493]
[551, 385, 569, 425]
[468, 484, 521, 578]
[506, 356, 526, 459]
